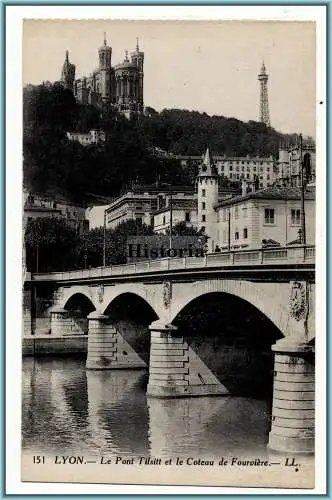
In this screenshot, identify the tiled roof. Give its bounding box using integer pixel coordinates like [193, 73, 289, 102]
[216, 185, 315, 208]
[152, 199, 197, 215]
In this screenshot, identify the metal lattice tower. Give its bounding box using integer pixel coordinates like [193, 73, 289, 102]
[258, 61, 270, 127]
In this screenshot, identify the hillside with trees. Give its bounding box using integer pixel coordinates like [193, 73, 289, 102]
[23, 83, 314, 205]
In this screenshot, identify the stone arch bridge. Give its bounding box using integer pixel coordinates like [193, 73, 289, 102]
[24, 246, 315, 454]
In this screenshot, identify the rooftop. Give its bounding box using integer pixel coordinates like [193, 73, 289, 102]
[216, 185, 316, 208]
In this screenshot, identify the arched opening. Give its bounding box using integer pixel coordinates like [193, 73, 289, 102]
[104, 293, 158, 365]
[64, 293, 96, 335]
[172, 292, 283, 398]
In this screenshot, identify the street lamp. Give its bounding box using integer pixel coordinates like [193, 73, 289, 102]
[103, 209, 107, 267]
[299, 134, 307, 245]
[169, 186, 173, 250]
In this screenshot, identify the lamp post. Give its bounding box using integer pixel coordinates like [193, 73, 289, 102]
[169, 186, 173, 250]
[299, 134, 307, 245]
[228, 209, 231, 252]
[103, 209, 107, 267]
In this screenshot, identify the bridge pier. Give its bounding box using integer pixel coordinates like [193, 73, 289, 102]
[268, 337, 315, 454]
[147, 320, 228, 398]
[86, 311, 146, 370]
[50, 307, 80, 336]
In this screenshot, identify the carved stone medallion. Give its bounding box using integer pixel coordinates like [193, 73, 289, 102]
[162, 281, 172, 309]
[97, 284, 104, 304]
[289, 281, 307, 321]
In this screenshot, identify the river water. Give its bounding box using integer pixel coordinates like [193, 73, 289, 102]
[22, 356, 273, 461]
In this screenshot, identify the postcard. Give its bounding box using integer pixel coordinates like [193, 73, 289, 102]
[6, 6, 326, 493]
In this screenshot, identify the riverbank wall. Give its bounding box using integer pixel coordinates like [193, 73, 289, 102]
[22, 335, 87, 356]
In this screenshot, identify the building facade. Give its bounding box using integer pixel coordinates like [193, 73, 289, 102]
[23, 192, 89, 234]
[215, 186, 315, 251]
[175, 154, 276, 189]
[60, 36, 144, 117]
[66, 130, 106, 146]
[275, 144, 316, 187]
[104, 185, 195, 230]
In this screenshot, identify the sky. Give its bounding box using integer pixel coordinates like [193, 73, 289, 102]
[23, 19, 316, 137]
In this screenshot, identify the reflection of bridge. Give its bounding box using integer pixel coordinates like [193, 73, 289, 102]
[24, 245, 315, 455]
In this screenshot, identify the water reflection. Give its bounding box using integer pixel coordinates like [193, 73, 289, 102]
[22, 358, 270, 459]
[147, 397, 269, 459]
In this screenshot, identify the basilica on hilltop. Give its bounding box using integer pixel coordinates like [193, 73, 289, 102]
[60, 34, 144, 117]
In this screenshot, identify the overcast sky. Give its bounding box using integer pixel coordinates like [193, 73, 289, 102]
[23, 20, 316, 137]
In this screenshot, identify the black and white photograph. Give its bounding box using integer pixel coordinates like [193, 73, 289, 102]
[7, 6, 325, 492]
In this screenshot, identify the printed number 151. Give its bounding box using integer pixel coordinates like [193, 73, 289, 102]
[33, 456, 45, 464]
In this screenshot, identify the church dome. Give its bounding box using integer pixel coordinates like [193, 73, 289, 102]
[114, 51, 138, 72]
[115, 61, 138, 71]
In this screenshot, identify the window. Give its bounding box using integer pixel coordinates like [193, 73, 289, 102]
[229, 165, 233, 171]
[237, 174, 240, 179]
[260, 176, 263, 180]
[202, 202, 206, 210]
[202, 189, 206, 197]
[136, 217, 143, 225]
[202, 214, 206, 222]
[253, 167, 257, 171]
[236, 166, 239, 172]
[235, 206, 239, 219]
[163, 216, 166, 225]
[242, 166, 245, 171]
[242, 206, 247, 218]
[243, 228, 248, 239]
[185, 211, 190, 222]
[260, 183, 263, 188]
[291, 209, 301, 225]
[260, 167, 263, 172]
[201, 226, 205, 232]
[236, 161, 239, 165]
[242, 161, 245, 164]
[247, 174, 250, 179]
[235, 231, 239, 240]
[267, 167, 270, 172]
[267, 174, 270, 180]
[220, 165, 224, 171]
[230, 173, 233, 179]
[264, 208, 275, 224]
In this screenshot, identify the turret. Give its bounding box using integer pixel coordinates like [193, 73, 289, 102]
[197, 148, 219, 251]
[130, 37, 144, 108]
[98, 33, 112, 100]
[61, 50, 76, 92]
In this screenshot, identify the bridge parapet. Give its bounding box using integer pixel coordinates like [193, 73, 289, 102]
[30, 245, 315, 282]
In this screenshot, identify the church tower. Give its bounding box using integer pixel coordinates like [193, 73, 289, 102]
[197, 148, 219, 252]
[98, 33, 112, 101]
[130, 37, 144, 110]
[61, 50, 75, 92]
[258, 61, 270, 127]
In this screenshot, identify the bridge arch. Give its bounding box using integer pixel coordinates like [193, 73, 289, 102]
[63, 292, 96, 316]
[169, 279, 290, 337]
[103, 292, 159, 323]
[170, 289, 283, 397]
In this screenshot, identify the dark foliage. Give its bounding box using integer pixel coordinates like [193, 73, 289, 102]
[23, 84, 314, 204]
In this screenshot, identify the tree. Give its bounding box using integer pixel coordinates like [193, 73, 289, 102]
[24, 217, 80, 272]
[77, 219, 155, 267]
[167, 221, 205, 236]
